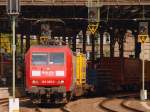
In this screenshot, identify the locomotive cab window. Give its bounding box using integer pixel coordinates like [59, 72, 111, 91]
[49, 53, 64, 64]
[32, 53, 48, 65]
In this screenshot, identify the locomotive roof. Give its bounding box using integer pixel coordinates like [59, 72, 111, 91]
[30, 45, 69, 49]
[25, 45, 73, 57]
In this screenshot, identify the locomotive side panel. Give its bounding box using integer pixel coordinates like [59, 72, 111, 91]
[65, 48, 73, 92]
[25, 49, 31, 91]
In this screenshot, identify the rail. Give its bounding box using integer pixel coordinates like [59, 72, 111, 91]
[99, 98, 141, 112]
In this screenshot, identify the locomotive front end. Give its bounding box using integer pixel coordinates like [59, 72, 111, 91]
[25, 46, 73, 102]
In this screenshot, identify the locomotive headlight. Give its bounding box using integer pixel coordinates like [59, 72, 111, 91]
[60, 80, 64, 83]
[32, 80, 39, 84]
[58, 80, 64, 84]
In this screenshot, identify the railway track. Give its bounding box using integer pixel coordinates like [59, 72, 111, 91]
[0, 94, 149, 112]
[20, 107, 66, 112]
[98, 92, 147, 112]
[99, 98, 140, 112]
[107, 92, 140, 98]
[0, 97, 71, 112]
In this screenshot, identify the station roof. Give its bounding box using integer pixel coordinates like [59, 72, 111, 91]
[0, 0, 150, 35]
[0, 0, 150, 6]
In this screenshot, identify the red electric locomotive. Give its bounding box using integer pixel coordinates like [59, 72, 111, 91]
[25, 45, 75, 102]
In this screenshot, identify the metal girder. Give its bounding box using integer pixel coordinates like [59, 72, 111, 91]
[1, 0, 150, 6]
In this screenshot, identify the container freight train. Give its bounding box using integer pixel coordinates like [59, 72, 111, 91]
[95, 57, 150, 94]
[25, 45, 88, 103]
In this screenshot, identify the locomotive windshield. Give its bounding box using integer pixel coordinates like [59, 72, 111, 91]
[32, 53, 48, 65]
[49, 53, 64, 64]
[32, 52, 64, 65]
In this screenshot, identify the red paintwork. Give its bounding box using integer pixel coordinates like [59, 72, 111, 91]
[25, 45, 73, 92]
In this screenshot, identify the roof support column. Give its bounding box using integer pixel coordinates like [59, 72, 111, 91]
[20, 34, 24, 54]
[91, 33, 95, 66]
[82, 28, 87, 54]
[26, 34, 30, 52]
[109, 28, 115, 58]
[119, 29, 124, 58]
[134, 31, 140, 58]
[99, 30, 104, 58]
[72, 33, 77, 52]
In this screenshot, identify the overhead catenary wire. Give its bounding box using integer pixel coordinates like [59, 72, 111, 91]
[18, 17, 150, 22]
